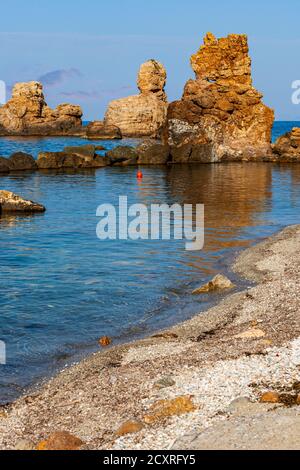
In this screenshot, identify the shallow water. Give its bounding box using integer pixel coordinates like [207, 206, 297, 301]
[0, 122, 300, 403]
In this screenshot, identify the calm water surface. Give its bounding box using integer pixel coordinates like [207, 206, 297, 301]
[0, 122, 300, 403]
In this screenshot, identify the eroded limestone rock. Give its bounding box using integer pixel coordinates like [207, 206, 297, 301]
[163, 33, 274, 162]
[273, 128, 300, 161]
[105, 60, 168, 137]
[0, 82, 82, 136]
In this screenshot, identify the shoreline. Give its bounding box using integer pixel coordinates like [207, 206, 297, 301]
[0, 225, 300, 449]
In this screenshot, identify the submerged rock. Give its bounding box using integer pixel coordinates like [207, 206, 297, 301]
[273, 128, 300, 161]
[85, 121, 122, 140]
[105, 60, 168, 137]
[99, 336, 112, 347]
[163, 33, 274, 163]
[192, 274, 235, 294]
[0, 190, 45, 213]
[0, 82, 82, 136]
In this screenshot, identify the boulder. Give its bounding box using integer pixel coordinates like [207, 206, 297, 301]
[0, 190, 45, 213]
[63, 144, 96, 160]
[0, 82, 83, 136]
[272, 128, 300, 161]
[36, 431, 84, 451]
[105, 60, 168, 137]
[85, 121, 122, 140]
[106, 146, 138, 166]
[137, 139, 170, 164]
[9, 152, 37, 171]
[37, 151, 110, 170]
[0, 157, 12, 173]
[163, 33, 274, 163]
[192, 274, 235, 294]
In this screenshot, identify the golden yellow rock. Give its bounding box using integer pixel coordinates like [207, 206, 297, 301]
[99, 336, 112, 347]
[164, 33, 274, 163]
[235, 328, 266, 340]
[144, 396, 197, 424]
[116, 421, 144, 437]
[260, 392, 280, 404]
[0, 82, 82, 136]
[193, 274, 235, 295]
[36, 431, 84, 451]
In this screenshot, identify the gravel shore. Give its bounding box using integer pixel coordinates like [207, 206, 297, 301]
[0, 225, 300, 450]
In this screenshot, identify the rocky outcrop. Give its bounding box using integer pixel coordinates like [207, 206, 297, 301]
[106, 146, 138, 166]
[37, 145, 111, 170]
[0, 190, 45, 213]
[8, 152, 37, 171]
[273, 128, 300, 162]
[105, 60, 168, 137]
[85, 121, 122, 140]
[0, 82, 83, 136]
[163, 33, 274, 162]
[136, 139, 170, 165]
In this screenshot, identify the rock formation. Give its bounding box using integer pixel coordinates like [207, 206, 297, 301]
[104, 60, 168, 137]
[85, 121, 122, 140]
[37, 145, 110, 169]
[163, 33, 275, 162]
[0, 82, 83, 136]
[0, 190, 45, 213]
[273, 128, 300, 161]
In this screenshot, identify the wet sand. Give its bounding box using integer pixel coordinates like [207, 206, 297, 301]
[0, 225, 300, 450]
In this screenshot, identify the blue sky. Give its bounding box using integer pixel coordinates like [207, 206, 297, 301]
[1, 0, 300, 120]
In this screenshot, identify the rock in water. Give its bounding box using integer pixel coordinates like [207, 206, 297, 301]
[0, 82, 82, 136]
[9, 152, 37, 171]
[85, 121, 122, 140]
[105, 60, 168, 137]
[137, 139, 170, 165]
[0, 190, 45, 213]
[0, 157, 12, 173]
[163, 33, 274, 163]
[273, 128, 300, 161]
[192, 274, 235, 294]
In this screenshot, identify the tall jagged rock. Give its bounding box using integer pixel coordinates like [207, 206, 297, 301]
[0, 82, 83, 136]
[104, 60, 168, 137]
[163, 33, 274, 162]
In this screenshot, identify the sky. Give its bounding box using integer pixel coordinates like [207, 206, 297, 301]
[1, 0, 300, 120]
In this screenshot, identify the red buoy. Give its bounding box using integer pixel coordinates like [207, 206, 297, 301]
[137, 171, 143, 180]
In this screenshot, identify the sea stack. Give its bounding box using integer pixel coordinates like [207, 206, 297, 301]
[163, 33, 274, 162]
[104, 60, 168, 137]
[0, 82, 83, 136]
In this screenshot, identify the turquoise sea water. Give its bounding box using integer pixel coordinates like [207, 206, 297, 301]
[0, 121, 300, 403]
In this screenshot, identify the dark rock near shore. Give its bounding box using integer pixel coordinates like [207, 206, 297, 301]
[85, 121, 122, 140]
[37, 151, 111, 170]
[9, 152, 37, 171]
[137, 139, 170, 164]
[0, 157, 12, 173]
[106, 146, 138, 166]
[0, 190, 45, 213]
